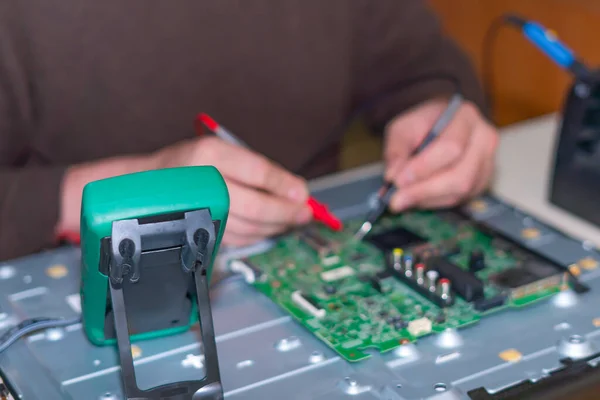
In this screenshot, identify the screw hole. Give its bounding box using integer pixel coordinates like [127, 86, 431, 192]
[569, 334, 584, 344]
[434, 383, 447, 392]
[171, 319, 179, 325]
[396, 383, 402, 388]
[194, 228, 209, 246]
[119, 239, 135, 258]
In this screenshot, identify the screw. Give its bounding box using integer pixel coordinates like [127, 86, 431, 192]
[0, 266, 16, 280]
[309, 351, 325, 364]
[582, 240, 594, 251]
[434, 383, 447, 392]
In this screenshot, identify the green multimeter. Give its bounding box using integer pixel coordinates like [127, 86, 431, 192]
[80, 166, 229, 400]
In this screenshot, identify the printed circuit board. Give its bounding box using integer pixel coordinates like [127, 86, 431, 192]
[230, 209, 570, 362]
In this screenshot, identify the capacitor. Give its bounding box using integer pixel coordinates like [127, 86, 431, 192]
[394, 320, 408, 330]
[404, 255, 413, 278]
[392, 248, 403, 271]
[469, 249, 485, 272]
[323, 285, 337, 295]
[438, 278, 452, 302]
[426, 269, 439, 292]
[415, 263, 426, 285]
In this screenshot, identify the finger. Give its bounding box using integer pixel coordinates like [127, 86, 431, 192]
[389, 127, 484, 212]
[222, 230, 261, 248]
[471, 157, 495, 197]
[471, 128, 499, 197]
[226, 179, 312, 225]
[415, 160, 493, 210]
[391, 112, 472, 188]
[197, 137, 309, 202]
[412, 194, 462, 210]
[384, 158, 404, 183]
[383, 99, 453, 165]
[225, 214, 288, 238]
[383, 126, 425, 182]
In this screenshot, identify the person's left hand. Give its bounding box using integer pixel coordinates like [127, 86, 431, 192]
[384, 98, 498, 212]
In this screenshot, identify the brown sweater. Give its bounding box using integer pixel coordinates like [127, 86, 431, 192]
[0, 1, 485, 260]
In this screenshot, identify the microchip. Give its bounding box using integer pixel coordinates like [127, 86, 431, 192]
[366, 227, 425, 252]
[491, 260, 565, 300]
[492, 261, 557, 289]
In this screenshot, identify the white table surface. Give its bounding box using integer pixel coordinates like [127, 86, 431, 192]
[493, 113, 600, 247]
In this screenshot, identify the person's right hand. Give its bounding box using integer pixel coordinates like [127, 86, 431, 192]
[152, 136, 312, 247]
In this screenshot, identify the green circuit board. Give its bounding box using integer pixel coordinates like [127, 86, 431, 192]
[232, 208, 568, 362]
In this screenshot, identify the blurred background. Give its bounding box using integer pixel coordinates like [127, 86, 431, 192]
[341, 0, 600, 170]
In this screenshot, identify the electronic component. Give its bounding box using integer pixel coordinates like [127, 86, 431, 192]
[320, 266, 354, 282]
[474, 294, 507, 312]
[366, 226, 425, 252]
[230, 259, 263, 284]
[426, 270, 439, 292]
[299, 227, 338, 258]
[322, 255, 340, 266]
[394, 320, 408, 330]
[291, 291, 326, 319]
[429, 257, 485, 302]
[392, 248, 403, 270]
[323, 285, 337, 295]
[438, 278, 452, 304]
[404, 255, 413, 276]
[407, 317, 432, 337]
[240, 204, 577, 362]
[469, 249, 486, 272]
[491, 260, 565, 300]
[369, 277, 383, 293]
[386, 257, 454, 309]
[415, 264, 425, 285]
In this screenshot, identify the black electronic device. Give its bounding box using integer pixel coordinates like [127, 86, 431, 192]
[550, 73, 600, 226]
[499, 15, 600, 227]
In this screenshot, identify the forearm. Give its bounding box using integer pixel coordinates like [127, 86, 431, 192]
[0, 154, 157, 261]
[56, 154, 155, 234]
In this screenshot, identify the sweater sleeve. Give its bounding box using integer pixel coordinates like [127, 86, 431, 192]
[350, 0, 488, 132]
[0, 2, 67, 261]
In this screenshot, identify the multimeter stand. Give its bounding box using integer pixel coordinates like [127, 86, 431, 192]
[103, 209, 223, 400]
[549, 71, 600, 227]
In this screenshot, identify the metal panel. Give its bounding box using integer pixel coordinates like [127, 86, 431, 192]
[0, 163, 599, 399]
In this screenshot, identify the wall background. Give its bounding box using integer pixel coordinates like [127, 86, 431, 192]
[428, 0, 600, 126]
[341, 0, 599, 169]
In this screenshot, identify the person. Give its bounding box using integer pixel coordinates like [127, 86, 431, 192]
[0, 1, 498, 261]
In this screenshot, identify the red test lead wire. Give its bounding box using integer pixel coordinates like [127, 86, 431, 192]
[56, 230, 81, 245]
[307, 198, 343, 231]
[196, 113, 343, 231]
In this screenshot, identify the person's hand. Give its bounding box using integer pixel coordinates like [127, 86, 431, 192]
[384, 98, 498, 212]
[153, 136, 312, 246]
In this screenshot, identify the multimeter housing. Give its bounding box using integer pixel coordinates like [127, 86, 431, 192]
[80, 166, 229, 399]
